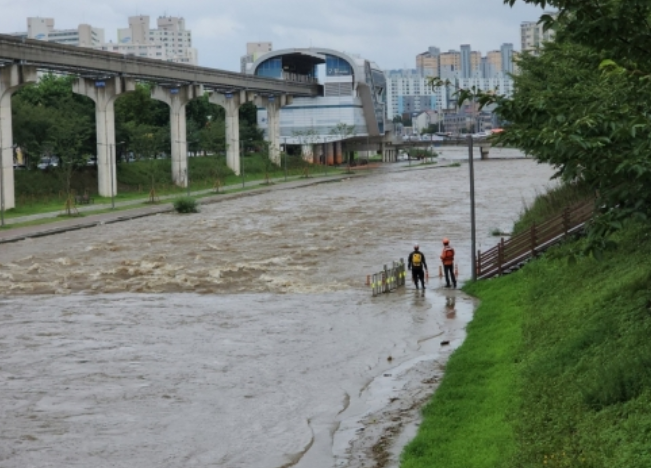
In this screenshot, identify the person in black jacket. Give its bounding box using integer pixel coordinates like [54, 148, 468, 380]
[408, 244, 428, 290]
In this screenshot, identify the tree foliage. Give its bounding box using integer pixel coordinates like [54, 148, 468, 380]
[467, 0, 651, 252]
[11, 75, 267, 197]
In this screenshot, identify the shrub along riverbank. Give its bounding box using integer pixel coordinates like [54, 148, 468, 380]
[401, 218, 651, 467]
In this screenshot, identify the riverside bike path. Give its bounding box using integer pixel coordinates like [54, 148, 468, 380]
[0, 173, 361, 245]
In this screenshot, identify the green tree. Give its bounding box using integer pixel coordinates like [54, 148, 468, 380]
[199, 116, 228, 191]
[463, 0, 651, 250]
[47, 110, 93, 214]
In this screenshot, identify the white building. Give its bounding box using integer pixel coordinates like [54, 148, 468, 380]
[241, 42, 273, 73]
[384, 69, 449, 121]
[456, 76, 514, 98]
[12, 17, 105, 47]
[249, 47, 387, 145]
[413, 110, 442, 134]
[521, 13, 557, 54]
[109, 15, 198, 65]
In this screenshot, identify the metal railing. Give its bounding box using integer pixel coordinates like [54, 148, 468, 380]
[370, 259, 406, 296]
[476, 199, 594, 279]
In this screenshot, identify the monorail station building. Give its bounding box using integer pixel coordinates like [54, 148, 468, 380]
[247, 48, 394, 164]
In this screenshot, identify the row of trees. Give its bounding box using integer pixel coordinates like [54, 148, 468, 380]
[455, 0, 651, 252]
[11, 74, 264, 207]
[13, 74, 264, 168]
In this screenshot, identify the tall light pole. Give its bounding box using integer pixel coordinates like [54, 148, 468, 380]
[0, 144, 13, 227]
[109, 144, 115, 209]
[240, 139, 245, 189]
[283, 137, 288, 182]
[468, 135, 477, 281]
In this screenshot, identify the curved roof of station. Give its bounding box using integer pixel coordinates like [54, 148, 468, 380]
[250, 47, 375, 83]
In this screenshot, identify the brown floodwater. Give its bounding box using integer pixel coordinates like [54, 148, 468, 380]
[0, 158, 555, 468]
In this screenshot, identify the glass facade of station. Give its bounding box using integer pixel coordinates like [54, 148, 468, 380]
[325, 55, 352, 76]
[255, 57, 282, 78]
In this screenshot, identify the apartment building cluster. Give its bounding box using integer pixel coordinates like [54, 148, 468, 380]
[415, 43, 515, 80]
[385, 43, 516, 124]
[11, 16, 198, 65]
[387, 12, 557, 132]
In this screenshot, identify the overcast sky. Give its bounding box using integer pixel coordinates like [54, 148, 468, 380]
[0, 0, 545, 71]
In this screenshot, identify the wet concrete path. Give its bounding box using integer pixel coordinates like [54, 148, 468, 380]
[0, 158, 555, 467]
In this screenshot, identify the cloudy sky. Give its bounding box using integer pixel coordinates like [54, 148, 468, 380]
[0, 0, 545, 71]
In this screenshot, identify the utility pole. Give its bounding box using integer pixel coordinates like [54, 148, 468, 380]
[240, 139, 245, 188]
[468, 135, 477, 281]
[109, 144, 115, 209]
[283, 137, 288, 181]
[0, 145, 6, 227]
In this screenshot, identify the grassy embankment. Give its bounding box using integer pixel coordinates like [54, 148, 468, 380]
[401, 185, 651, 468]
[5, 154, 342, 220]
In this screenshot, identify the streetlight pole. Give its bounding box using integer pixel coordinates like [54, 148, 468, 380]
[283, 137, 288, 182]
[324, 137, 328, 176]
[109, 144, 115, 210]
[0, 145, 9, 227]
[240, 139, 245, 189]
[468, 135, 477, 281]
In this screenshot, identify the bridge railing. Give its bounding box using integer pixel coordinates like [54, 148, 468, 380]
[370, 259, 406, 296]
[477, 199, 594, 279]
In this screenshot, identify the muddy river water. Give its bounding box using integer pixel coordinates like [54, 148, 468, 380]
[0, 158, 555, 468]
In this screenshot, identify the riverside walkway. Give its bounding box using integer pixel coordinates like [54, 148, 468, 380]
[0, 173, 357, 244]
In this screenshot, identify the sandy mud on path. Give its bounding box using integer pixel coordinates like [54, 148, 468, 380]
[0, 159, 555, 467]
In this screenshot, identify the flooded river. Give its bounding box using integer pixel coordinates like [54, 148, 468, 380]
[0, 158, 555, 468]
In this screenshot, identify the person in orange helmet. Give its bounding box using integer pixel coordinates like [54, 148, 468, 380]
[440, 238, 457, 288]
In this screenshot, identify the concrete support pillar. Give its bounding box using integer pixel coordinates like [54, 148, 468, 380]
[151, 84, 203, 187]
[255, 94, 292, 165]
[334, 141, 343, 164]
[73, 76, 135, 197]
[301, 144, 314, 163]
[0, 65, 37, 209]
[325, 142, 335, 165]
[380, 142, 386, 163]
[209, 90, 254, 176]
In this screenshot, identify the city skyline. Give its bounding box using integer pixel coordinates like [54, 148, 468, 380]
[0, 0, 545, 71]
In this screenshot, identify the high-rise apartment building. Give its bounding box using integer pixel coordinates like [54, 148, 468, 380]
[460, 45, 472, 79]
[415, 46, 440, 77]
[11, 17, 105, 47]
[500, 43, 514, 75]
[241, 42, 273, 73]
[485, 50, 502, 78]
[110, 15, 197, 64]
[11, 15, 197, 64]
[521, 13, 556, 54]
[416, 43, 516, 80]
[385, 69, 449, 121]
[439, 50, 461, 79]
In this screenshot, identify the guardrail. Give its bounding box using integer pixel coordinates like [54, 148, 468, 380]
[369, 260, 406, 296]
[477, 199, 594, 279]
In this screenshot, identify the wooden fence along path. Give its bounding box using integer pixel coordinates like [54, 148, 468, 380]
[369, 260, 406, 296]
[477, 200, 594, 279]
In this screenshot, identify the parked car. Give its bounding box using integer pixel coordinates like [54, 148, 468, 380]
[87, 156, 98, 166]
[37, 156, 59, 170]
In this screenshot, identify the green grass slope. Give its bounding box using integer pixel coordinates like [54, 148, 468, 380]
[401, 221, 651, 468]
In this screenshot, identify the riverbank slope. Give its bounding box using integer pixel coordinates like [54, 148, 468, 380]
[401, 220, 651, 468]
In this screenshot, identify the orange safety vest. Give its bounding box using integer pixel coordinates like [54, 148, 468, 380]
[440, 246, 455, 266]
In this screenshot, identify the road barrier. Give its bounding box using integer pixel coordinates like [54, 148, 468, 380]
[368, 259, 406, 297]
